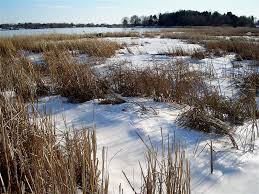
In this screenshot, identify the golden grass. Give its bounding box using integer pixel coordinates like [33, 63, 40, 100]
[159, 48, 191, 57]
[0, 34, 122, 58]
[158, 27, 259, 61]
[205, 38, 259, 60]
[0, 94, 191, 193]
[0, 54, 48, 101]
[124, 130, 191, 194]
[86, 31, 140, 38]
[0, 96, 109, 193]
[55, 39, 121, 57]
[0, 39, 17, 57]
[160, 32, 211, 44]
[106, 61, 207, 104]
[159, 48, 206, 60]
[160, 27, 259, 37]
[44, 48, 107, 102]
[1, 27, 259, 193]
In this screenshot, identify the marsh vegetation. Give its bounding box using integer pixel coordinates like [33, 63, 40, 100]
[0, 26, 259, 193]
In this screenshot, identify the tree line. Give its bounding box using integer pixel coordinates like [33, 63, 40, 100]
[0, 23, 122, 30]
[122, 10, 256, 27]
[1, 10, 257, 30]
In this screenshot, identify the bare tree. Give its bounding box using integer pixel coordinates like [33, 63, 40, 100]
[121, 17, 129, 27]
[130, 15, 141, 26]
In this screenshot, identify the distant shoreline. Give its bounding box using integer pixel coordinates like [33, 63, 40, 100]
[1, 25, 258, 32]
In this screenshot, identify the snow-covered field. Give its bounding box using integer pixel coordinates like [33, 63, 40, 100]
[35, 96, 259, 194]
[102, 37, 203, 68]
[32, 37, 259, 194]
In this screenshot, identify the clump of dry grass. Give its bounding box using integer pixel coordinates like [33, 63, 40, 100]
[160, 48, 191, 57]
[0, 56, 12, 91]
[0, 33, 131, 104]
[177, 106, 239, 148]
[235, 73, 259, 119]
[142, 31, 161, 38]
[178, 107, 222, 133]
[56, 39, 121, 58]
[0, 54, 49, 101]
[106, 61, 207, 104]
[0, 39, 17, 57]
[160, 48, 206, 60]
[0, 35, 122, 58]
[0, 96, 108, 194]
[178, 87, 253, 126]
[45, 48, 107, 103]
[172, 52, 258, 147]
[160, 27, 259, 38]
[13, 58, 48, 100]
[160, 32, 210, 44]
[176, 85, 259, 148]
[2, 34, 88, 52]
[87, 31, 140, 38]
[107, 62, 168, 98]
[98, 97, 126, 105]
[191, 49, 206, 60]
[205, 39, 259, 60]
[124, 131, 190, 194]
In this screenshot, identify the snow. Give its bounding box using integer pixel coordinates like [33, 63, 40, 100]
[28, 36, 259, 194]
[105, 37, 203, 55]
[100, 37, 203, 68]
[216, 35, 259, 41]
[23, 50, 106, 66]
[22, 51, 45, 65]
[34, 96, 259, 194]
[0, 91, 16, 99]
[99, 37, 256, 98]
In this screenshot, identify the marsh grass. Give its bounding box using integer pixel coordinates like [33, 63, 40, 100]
[0, 39, 17, 57]
[44, 48, 107, 103]
[56, 39, 121, 58]
[98, 97, 126, 105]
[160, 27, 259, 38]
[0, 54, 49, 101]
[0, 96, 109, 194]
[106, 61, 207, 104]
[124, 131, 190, 194]
[0, 35, 122, 58]
[86, 31, 140, 38]
[159, 48, 191, 57]
[160, 40, 259, 61]
[160, 32, 210, 44]
[1, 27, 258, 155]
[160, 48, 206, 60]
[159, 27, 259, 60]
[205, 39, 259, 60]
[177, 71, 259, 148]
[0, 94, 191, 194]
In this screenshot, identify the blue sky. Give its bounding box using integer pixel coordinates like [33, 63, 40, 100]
[0, 0, 258, 24]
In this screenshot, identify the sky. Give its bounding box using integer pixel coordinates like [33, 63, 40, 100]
[0, 0, 258, 24]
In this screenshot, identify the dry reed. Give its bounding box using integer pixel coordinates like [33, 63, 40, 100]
[0, 96, 108, 194]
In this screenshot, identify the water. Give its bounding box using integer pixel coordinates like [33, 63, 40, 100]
[0, 27, 164, 37]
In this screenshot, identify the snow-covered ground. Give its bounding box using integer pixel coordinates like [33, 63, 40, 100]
[99, 37, 256, 98]
[102, 37, 203, 68]
[35, 96, 259, 194]
[28, 36, 259, 194]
